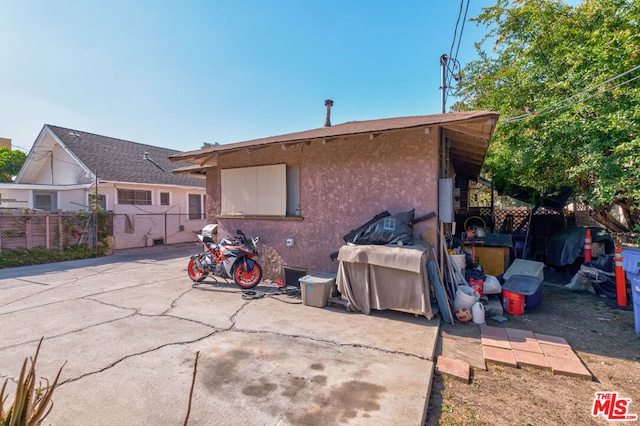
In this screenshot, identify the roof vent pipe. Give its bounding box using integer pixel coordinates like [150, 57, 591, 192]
[324, 99, 334, 127]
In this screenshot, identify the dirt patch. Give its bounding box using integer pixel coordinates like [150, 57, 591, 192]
[426, 268, 640, 425]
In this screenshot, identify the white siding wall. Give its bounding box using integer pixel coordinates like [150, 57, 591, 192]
[0, 188, 30, 209]
[101, 183, 207, 249]
[58, 188, 90, 211]
[31, 144, 91, 185]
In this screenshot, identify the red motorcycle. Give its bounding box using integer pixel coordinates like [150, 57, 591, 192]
[187, 229, 263, 289]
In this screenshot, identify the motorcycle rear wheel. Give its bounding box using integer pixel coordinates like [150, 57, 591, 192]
[187, 259, 208, 282]
[233, 260, 262, 289]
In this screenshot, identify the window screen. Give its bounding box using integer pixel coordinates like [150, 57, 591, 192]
[221, 164, 287, 216]
[34, 193, 55, 212]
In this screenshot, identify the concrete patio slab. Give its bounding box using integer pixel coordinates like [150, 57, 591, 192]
[0, 245, 438, 425]
[513, 349, 551, 370]
[234, 295, 440, 359]
[546, 355, 593, 380]
[483, 345, 517, 368]
[0, 298, 133, 348]
[43, 331, 434, 425]
[509, 337, 543, 353]
[0, 314, 214, 383]
[480, 335, 512, 349]
[436, 356, 470, 383]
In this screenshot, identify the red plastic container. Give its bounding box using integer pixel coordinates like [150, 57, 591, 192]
[469, 278, 484, 297]
[502, 290, 525, 316]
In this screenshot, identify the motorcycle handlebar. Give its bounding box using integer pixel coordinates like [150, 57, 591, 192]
[199, 229, 258, 252]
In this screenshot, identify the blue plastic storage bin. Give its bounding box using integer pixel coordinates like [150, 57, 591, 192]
[502, 274, 544, 309]
[621, 248, 640, 336]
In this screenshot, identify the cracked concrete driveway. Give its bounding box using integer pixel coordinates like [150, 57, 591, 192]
[0, 244, 438, 425]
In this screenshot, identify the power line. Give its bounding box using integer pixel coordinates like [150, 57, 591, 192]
[444, 0, 471, 104]
[500, 64, 640, 123]
[542, 74, 640, 117]
[12, 145, 32, 153]
[453, 0, 470, 64]
[448, 0, 466, 61]
[448, 0, 470, 95]
[500, 65, 640, 123]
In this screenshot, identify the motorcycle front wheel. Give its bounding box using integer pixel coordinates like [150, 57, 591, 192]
[233, 260, 262, 289]
[187, 259, 208, 282]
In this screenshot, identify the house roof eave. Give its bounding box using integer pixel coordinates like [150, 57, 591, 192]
[0, 183, 93, 191]
[98, 179, 207, 190]
[169, 110, 500, 169]
[171, 164, 215, 176]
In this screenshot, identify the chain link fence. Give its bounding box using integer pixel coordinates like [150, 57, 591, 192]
[0, 211, 205, 253]
[0, 211, 96, 252]
[110, 213, 205, 249]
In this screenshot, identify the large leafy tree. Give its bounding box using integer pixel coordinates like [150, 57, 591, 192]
[0, 148, 26, 182]
[455, 0, 640, 231]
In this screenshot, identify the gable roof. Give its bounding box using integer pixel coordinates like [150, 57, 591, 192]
[43, 125, 205, 187]
[169, 110, 499, 179]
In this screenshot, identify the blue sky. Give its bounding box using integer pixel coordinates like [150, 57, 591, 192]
[1, 1, 495, 153]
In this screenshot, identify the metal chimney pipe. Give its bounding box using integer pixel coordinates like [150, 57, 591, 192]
[324, 99, 334, 127]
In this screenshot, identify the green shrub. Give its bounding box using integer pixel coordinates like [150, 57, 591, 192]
[0, 246, 107, 269]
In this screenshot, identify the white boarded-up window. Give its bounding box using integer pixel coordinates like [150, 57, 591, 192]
[221, 164, 286, 216]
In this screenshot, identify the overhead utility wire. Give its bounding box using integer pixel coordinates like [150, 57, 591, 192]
[448, 0, 470, 95]
[500, 73, 640, 123]
[443, 0, 466, 104]
[448, 0, 465, 61]
[453, 0, 470, 64]
[541, 74, 640, 116]
[500, 63, 640, 123]
[445, 0, 471, 103]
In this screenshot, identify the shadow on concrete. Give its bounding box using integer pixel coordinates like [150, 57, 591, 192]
[0, 243, 199, 279]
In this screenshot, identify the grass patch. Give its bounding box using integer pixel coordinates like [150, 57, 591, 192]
[0, 246, 107, 269]
[440, 403, 453, 413]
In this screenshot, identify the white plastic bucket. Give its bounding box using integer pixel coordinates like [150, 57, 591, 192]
[472, 302, 485, 324]
[450, 254, 466, 271]
[454, 285, 479, 312]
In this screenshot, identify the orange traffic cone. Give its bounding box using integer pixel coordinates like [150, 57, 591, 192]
[615, 246, 627, 307]
[584, 229, 592, 263]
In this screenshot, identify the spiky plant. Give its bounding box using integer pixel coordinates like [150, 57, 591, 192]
[0, 338, 64, 426]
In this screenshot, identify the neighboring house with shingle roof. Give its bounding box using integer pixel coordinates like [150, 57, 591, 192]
[0, 125, 207, 249]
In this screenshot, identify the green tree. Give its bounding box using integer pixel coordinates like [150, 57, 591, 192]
[455, 0, 640, 230]
[0, 148, 27, 182]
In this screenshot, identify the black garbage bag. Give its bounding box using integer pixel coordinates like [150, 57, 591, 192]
[584, 254, 615, 273]
[343, 211, 391, 243]
[351, 209, 415, 246]
[465, 264, 487, 282]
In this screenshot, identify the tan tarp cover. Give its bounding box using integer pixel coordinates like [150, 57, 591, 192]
[336, 243, 433, 319]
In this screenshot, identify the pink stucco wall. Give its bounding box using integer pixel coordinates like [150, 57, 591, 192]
[206, 127, 440, 280]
